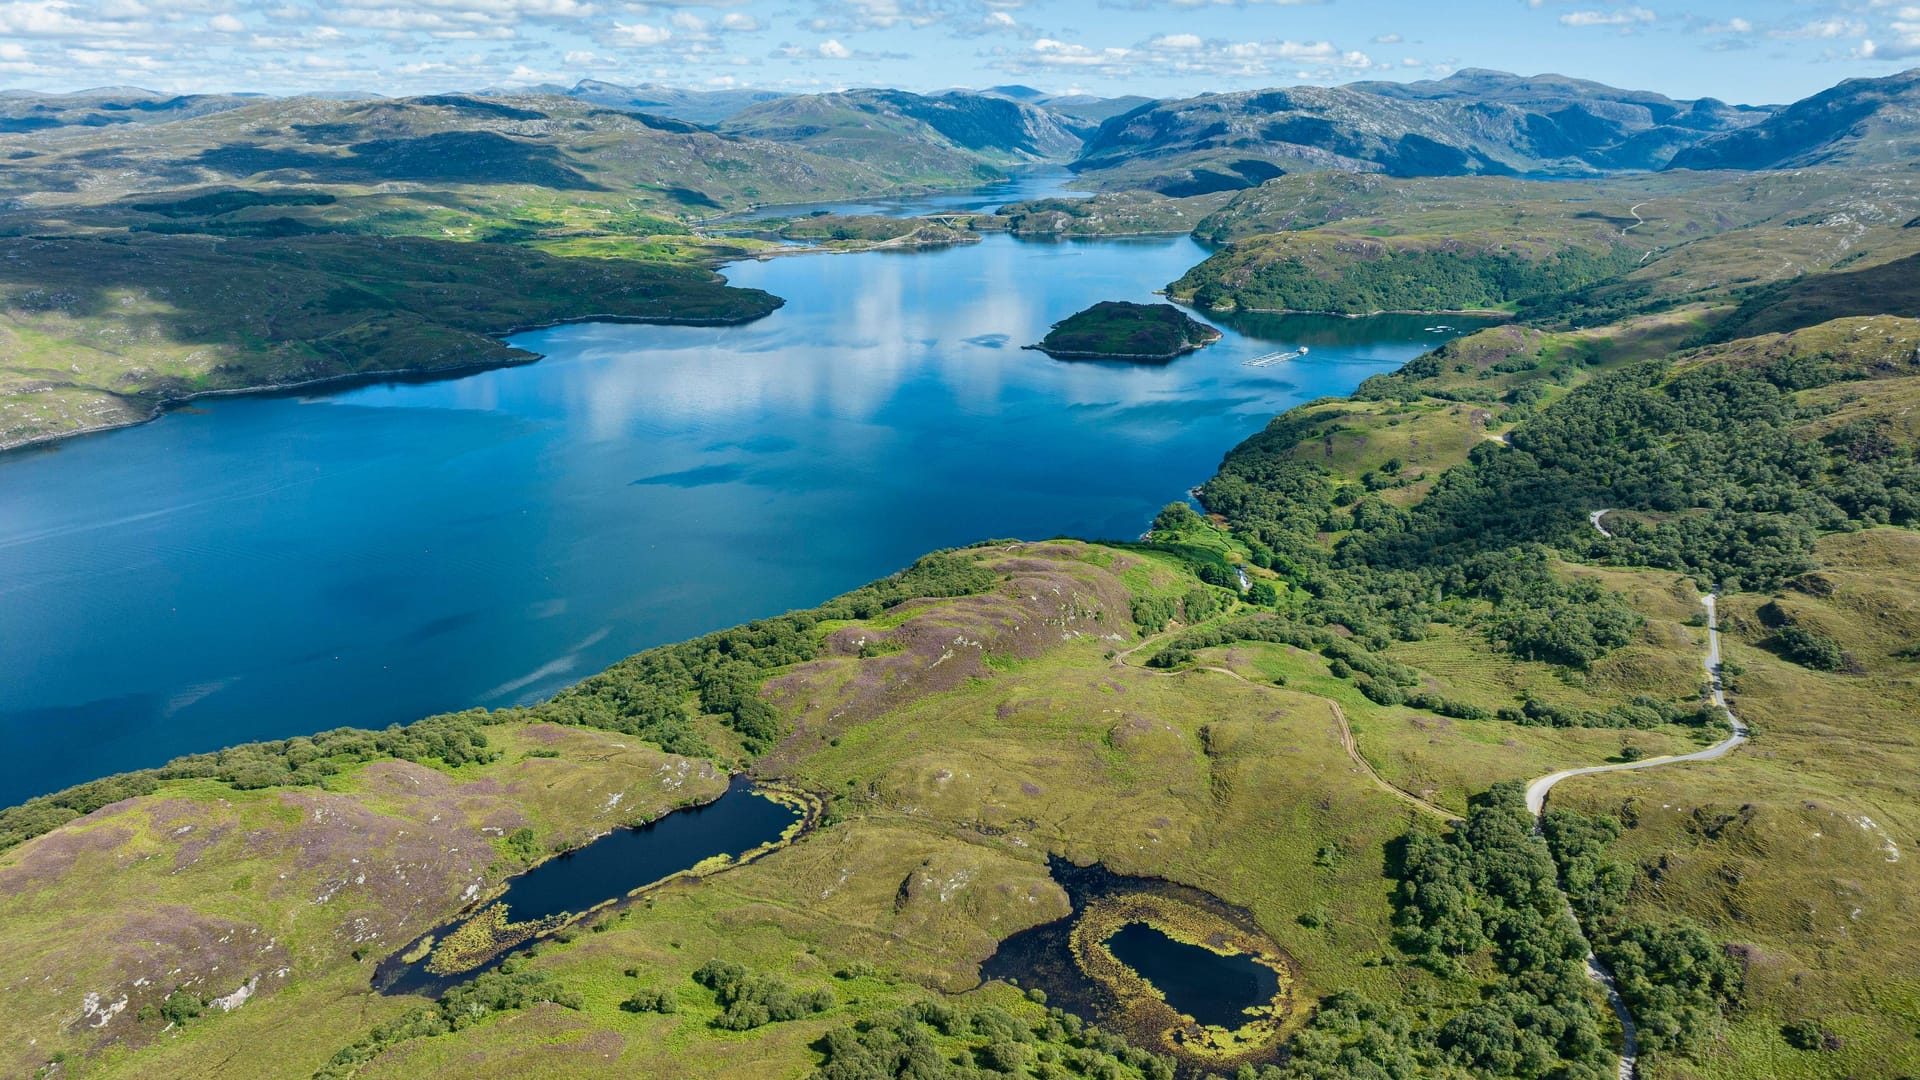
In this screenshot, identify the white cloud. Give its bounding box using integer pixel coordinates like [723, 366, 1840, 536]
[1373, 32, 1401, 44]
[0, 0, 146, 38]
[1007, 32, 1369, 78]
[817, 37, 850, 57]
[1560, 7, 1655, 28]
[1857, 20, 1920, 58]
[719, 12, 760, 31]
[208, 12, 243, 32]
[610, 20, 672, 46]
[1768, 18, 1865, 41]
[806, 0, 943, 32]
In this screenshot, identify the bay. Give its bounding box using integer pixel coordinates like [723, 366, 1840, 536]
[0, 202, 1487, 806]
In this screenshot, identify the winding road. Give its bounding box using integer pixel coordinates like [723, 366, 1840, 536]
[1525, 593, 1749, 815]
[1524, 591, 1750, 1080]
[1113, 564, 1751, 1080]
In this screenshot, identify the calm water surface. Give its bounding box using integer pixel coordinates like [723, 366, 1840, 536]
[375, 776, 801, 994]
[1103, 922, 1280, 1029]
[496, 778, 797, 925]
[0, 200, 1485, 805]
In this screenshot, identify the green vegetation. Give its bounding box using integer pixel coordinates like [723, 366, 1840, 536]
[692, 959, 834, 1030]
[984, 190, 1235, 237]
[1543, 807, 1743, 1061]
[0, 88, 1077, 451]
[1193, 317, 1920, 677]
[813, 1001, 1175, 1080]
[1028, 301, 1222, 361]
[1169, 167, 1920, 331]
[621, 987, 679, 1014]
[539, 549, 999, 756]
[0, 233, 780, 449]
[0, 711, 501, 851]
[771, 214, 977, 249]
[1174, 238, 1639, 315]
[6, 82, 1920, 1080]
[316, 968, 583, 1080]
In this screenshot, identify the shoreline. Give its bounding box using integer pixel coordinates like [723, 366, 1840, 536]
[1162, 295, 1516, 319]
[1021, 340, 1215, 362]
[0, 306, 783, 456]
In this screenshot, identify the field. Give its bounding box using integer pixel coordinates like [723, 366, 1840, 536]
[1547, 528, 1920, 1077]
[5, 89, 1920, 1080]
[1, 534, 1829, 1078]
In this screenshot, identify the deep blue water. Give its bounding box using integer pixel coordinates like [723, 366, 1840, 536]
[0, 208, 1486, 806]
[1103, 921, 1280, 1029]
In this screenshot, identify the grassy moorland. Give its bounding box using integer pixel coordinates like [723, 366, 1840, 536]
[3, 88, 1920, 1080]
[2, 275, 1915, 1075]
[0, 537, 1750, 1080]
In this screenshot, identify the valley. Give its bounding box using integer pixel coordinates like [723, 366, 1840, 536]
[2, 61, 1918, 1080]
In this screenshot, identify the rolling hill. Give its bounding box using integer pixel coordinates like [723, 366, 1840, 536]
[718, 89, 1085, 183]
[1667, 67, 1920, 170]
[1071, 69, 1771, 193]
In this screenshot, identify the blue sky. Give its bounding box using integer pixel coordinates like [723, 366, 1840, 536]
[0, 0, 1914, 104]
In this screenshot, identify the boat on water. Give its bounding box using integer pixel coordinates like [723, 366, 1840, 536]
[1243, 346, 1308, 367]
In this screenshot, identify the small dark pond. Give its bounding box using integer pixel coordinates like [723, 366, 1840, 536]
[490, 776, 798, 924]
[1103, 922, 1280, 1030]
[374, 777, 801, 995]
[980, 858, 1291, 1073]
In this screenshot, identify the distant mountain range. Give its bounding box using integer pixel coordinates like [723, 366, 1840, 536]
[716, 89, 1084, 180]
[977, 85, 1155, 126]
[1070, 69, 1781, 192]
[496, 80, 791, 125]
[1668, 68, 1920, 170]
[4, 68, 1917, 197]
[0, 87, 261, 133]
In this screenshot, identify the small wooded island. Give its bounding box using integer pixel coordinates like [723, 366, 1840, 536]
[1027, 300, 1223, 361]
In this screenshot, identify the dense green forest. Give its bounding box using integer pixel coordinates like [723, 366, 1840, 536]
[1199, 341, 1919, 667]
[1172, 245, 1642, 315]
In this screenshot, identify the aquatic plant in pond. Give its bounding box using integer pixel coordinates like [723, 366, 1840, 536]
[1070, 892, 1294, 1064]
[980, 858, 1296, 1072]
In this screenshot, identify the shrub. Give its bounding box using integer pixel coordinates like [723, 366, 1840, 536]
[621, 988, 678, 1014]
[1771, 626, 1848, 671]
[693, 960, 832, 1030]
